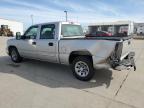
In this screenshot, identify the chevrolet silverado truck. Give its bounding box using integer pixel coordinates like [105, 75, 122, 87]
[6, 22, 136, 81]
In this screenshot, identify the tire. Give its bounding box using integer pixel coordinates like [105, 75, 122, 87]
[72, 56, 95, 81]
[10, 47, 23, 63]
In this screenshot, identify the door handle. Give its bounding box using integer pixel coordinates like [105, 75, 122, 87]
[32, 42, 36, 45]
[48, 42, 53, 46]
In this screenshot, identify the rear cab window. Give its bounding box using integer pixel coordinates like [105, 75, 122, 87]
[61, 24, 84, 38]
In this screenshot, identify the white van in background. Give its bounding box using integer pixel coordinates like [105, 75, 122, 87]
[137, 26, 144, 35]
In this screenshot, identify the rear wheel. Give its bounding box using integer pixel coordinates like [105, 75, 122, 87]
[10, 47, 23, 63]
[72, 56, 95, 81]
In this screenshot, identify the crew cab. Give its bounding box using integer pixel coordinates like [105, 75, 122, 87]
[6, 22, 136, 81]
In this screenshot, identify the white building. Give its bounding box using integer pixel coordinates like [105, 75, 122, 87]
[134, 23, 144, 35]
[88, 21, 134, 36]
[0, 18, 23, 36]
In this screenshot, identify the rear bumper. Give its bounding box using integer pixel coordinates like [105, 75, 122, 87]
[93, 52, 136, 71]
[110, 52, 136, 71]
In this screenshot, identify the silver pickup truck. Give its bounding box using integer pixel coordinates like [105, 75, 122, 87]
[6, 22, 136, 81]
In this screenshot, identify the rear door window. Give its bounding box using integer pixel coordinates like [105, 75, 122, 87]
[40, 24, 55, 39]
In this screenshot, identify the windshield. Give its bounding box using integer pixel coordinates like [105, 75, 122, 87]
[61, 24, 84, 37]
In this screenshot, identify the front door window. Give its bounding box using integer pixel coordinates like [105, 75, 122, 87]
[24, 26, 38, 39]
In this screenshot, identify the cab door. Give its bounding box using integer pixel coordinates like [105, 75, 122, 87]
[36, 24, 59, 63]
[17, 25, 39, 58]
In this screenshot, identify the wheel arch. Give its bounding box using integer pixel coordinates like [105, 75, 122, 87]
[69, 51, 93, 64]
[8, 46, 17, 55]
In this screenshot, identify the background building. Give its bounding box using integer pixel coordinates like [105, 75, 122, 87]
[134, 23, 144, 35]
[0, 18, 23, 36]
[88, 21, 134, 37]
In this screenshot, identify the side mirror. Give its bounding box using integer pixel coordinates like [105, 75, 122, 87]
[16, 32, 21, 40]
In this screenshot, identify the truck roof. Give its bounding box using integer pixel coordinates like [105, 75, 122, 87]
[33, 21, 80, 26]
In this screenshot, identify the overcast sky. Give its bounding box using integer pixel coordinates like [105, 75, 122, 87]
[0, 0, 144, 28]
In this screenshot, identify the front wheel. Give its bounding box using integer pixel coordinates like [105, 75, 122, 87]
[72, 56, 95, 81]
[10, 47, 23, 63]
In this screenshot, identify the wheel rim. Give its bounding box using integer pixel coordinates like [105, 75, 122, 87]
[75, 61, 89, 77]
[11, 50, 17, 61]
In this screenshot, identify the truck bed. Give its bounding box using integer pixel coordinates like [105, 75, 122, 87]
[60, 36, 133, 65]
[61, 36, 132, 41]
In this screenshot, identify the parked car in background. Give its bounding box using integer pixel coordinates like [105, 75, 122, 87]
[6, 22, 136, 81]
[85, 31, 112, 37]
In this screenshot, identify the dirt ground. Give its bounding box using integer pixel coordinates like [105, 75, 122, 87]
[0, 37, 144, 108]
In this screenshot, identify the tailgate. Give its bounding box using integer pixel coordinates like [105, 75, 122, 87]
[83, 36, 133, 61]
[120, 39, 132, 60]
[110, 37, 136, 71]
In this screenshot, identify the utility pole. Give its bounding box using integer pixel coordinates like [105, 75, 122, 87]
[30, 14, 34, 25]
[64, 11, 68, 22]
